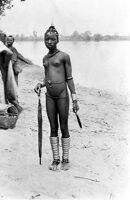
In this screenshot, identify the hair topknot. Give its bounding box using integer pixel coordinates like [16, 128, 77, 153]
[44, 25, 59, 42]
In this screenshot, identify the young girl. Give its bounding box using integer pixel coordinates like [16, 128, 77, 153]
[35, 26, 79, 171]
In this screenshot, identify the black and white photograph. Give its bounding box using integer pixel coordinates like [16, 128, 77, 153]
[0, 0, 130, 199]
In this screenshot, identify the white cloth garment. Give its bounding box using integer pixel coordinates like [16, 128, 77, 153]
[6, 61, 18, 101]
[0, 41, 12, 53]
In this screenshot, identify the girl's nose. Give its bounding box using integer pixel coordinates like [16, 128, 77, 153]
[48, 39, 52, 43]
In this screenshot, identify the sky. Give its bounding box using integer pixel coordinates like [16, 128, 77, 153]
[0, 0, 130, 36]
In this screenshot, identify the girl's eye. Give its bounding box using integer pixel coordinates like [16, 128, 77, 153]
[46, 39, 50, 42]
[46, 37, 55, 40]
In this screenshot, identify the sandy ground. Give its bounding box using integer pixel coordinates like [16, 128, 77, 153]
[0, 64, 130, 200]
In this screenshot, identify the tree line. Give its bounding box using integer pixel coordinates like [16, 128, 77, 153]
[14, 30, 130, 42]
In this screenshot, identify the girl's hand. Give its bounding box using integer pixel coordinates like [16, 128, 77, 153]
[72, 100, 79, 113]
[34, 83, 42, 94]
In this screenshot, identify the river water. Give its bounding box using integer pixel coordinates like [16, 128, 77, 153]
[15, 41, 130, 97]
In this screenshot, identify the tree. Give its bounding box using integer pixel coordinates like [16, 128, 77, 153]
[93, 33, 103, 41]
[0, 0, 25, 16]
[103, 35, 112, 41]
[82, 31, 92, 41]
[0, 0, 13, 15]
[70, 31, 83, 41]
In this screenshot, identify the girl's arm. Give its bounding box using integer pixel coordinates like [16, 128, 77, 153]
[64, 53, 79, 112]
[34, 60, 46, 94]
[64, 53, 76, 93]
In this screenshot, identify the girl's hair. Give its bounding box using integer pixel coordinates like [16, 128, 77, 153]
[44, 25, 59, 42]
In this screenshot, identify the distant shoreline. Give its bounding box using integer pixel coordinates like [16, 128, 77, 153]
[14, 32, 130, 42]
[15, 39, 130, 42]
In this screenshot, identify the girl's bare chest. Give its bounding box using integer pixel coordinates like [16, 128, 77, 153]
[43, 57, 63, 69]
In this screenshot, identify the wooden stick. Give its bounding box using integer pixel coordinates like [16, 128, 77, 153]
[74, 176, 99, 182]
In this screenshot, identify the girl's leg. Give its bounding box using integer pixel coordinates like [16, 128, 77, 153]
[46, 95, 59, 137]
[49, 136, 60, 170]
[46, 95, 60, 170]
[57, 96, 70, 170]
[57, 96, 69, 138]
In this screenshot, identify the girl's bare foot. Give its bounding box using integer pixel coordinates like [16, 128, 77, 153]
[49, 159, 60, 171]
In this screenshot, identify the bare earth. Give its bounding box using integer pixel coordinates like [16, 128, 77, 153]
[0, 64, 130, 200]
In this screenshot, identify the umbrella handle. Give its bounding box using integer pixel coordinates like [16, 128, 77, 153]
[37, 88, 41, 97]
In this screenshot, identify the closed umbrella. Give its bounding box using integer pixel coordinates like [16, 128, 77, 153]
[37, 89, 43, 165]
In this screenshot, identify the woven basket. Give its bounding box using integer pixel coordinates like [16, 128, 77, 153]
[0, 114, 18, 129]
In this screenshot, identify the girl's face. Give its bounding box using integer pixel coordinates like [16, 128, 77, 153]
[44, 32, 58, 50]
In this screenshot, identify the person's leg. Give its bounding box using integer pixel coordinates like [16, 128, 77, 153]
[11, 74, 23, 113]
[58, 96, 70, 170]
[14, 74, 18, 86]
[46, 95, 60, 170]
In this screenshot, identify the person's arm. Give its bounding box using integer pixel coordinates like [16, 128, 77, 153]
[10, 47, 30, 68]
[34, 76, 46, 94]
[40, 57, 46, 87]
[9, 47, 18, 66]
[34, 57, 46, 94]
[17, 50, 32, 64]
[64, 53, 79, 113]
